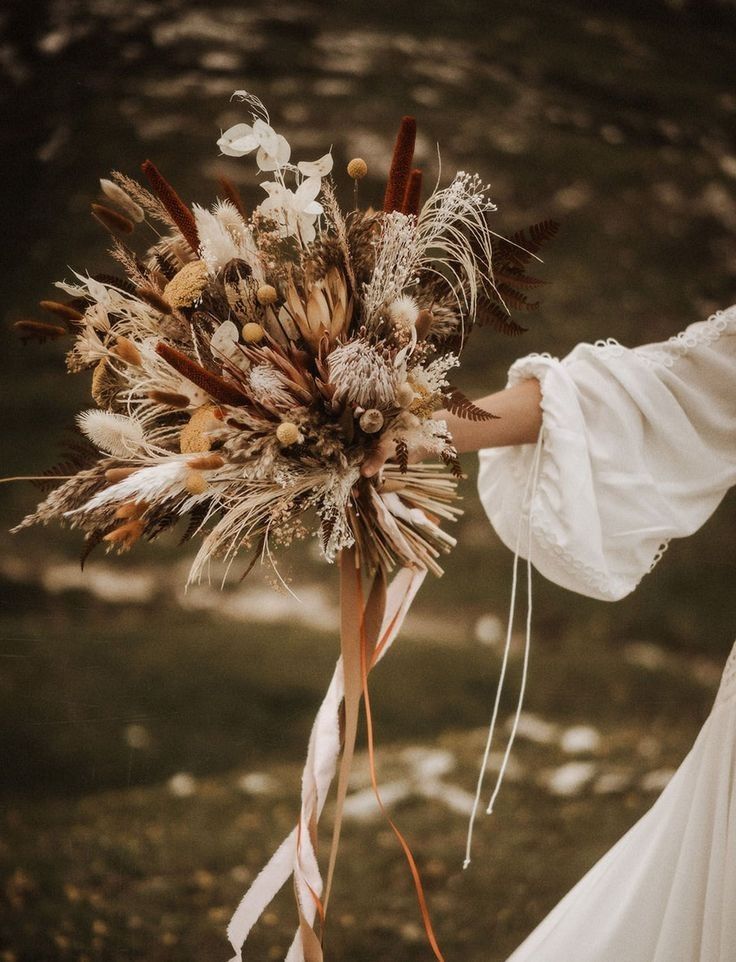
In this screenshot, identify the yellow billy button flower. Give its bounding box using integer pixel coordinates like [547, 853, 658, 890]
[242, 322, 266, 344]
[347, 158, 368, 180]
[256, 284, 278, 306]
[276, 421, 302, 446]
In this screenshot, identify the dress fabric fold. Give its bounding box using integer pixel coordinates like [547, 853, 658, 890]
[476, 307, 736, 961]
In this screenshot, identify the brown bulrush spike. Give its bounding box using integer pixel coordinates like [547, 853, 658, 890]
[39, 300, 84, 324]
[91, 203, 134, 235]
[136, 286, 174, 316]
[401, 168, 423, 216]
[217, 175, 247, 219]
[14, 320, 67, 341]
[147, 389, 191, 409]
[141, 160, 200, 254]
[155, 342, 248, 407]
[383, 116, 417, 213]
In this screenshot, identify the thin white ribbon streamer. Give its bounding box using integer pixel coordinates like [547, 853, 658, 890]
[463, 429, 544, 869]
[227, 564, 427, 962]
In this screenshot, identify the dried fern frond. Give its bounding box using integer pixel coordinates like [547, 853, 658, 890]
[443, 387, 499, 421]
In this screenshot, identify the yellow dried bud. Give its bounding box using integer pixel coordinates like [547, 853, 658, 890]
[256, 284, 278, 306]
[347, 158, 368, 180]
[163, 260, 209, 309]
[184, 470, 208, 495]
[180, 404, 219, 454]
[242, 322, 266, 343]
[276, 421, 301, 446]
[103, 519, 144, 549]
[359, 408, 384, 433]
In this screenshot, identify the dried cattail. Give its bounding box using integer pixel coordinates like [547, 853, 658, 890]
[184, 470, 208, 495]
[14, 320, 67, 342]
[137, 286, 173, 316]
[141, 160, 200, 253]
[347, 158, 368, 180]
[359, 409, 384, 433]
[256, 284, 278, 306]
[91, 203, 134, 235]
[99, 178, 145, 222]
[401, 168, 423, 216]
[164, 260, 209, 309]
[105, 467, 140, 483]
[103, 519, 145, 548]
[147, 389, 191, 409]
[39, 300, 84, 324]
[276, 421, 301, 446]
[187, 454, 225, 470]
[383, 116, 416, 213]
[156, 342, 248, 406]
[242, 322, 265, 343]
[113, 336, 142, 366]
[217, 176, 247, 219]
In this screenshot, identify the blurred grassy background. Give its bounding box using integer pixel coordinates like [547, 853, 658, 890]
[1, 1, 735, 959]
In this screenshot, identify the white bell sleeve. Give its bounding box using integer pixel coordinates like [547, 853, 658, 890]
[477, 306, 736, 601]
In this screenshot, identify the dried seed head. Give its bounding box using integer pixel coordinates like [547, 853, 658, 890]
[396, 382, 415, 408]
[91, 203, 134, 235]
[242, 322, 266, 343]
[99, 178, 145, 223]
[256, 284, 278, 306]
[105, 467, 140, 483]
[180, 404, 219, 453]
[39, 300, 84, 323]
[163, 260, 209, 309]
[387, 295, 419, 330]
[114, 500, 144, 520]
[347, 158, 368, 180]
[359, 408, 384, 433]
[103, 519, 145, 549]
[147, 390, 190, 409]
[187, 454, 225, 470]
[91, 357, 119, 407]
[184, 470, 208, 495]
[137, 286, 173, 316]
[113, 336, 142, 366]
[275, 421, 302, 446]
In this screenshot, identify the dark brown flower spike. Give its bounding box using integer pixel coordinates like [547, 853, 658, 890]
[383, 116, 416, 213]
[147, 389, 191, 409]
[401, 168, 423, 216]
[155, 342, 248, 406]
[141, 160, 200, 254]
[14, 320, 68, 343]
[217, 175, 247, 219]
[91, 203, 134, 235]
[39, 300, 84, 324]
[136, 286, 174, 316]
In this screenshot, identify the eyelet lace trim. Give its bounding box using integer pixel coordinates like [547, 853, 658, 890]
[506, 307, 736, 597]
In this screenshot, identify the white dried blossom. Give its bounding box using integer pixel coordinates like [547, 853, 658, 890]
[387, 295, 419, 330]
[77, 410, 147, 458]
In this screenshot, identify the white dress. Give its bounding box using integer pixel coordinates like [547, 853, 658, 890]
[477, 306, 736, 962]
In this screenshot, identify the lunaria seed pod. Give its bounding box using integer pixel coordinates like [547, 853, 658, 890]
[359, 408, 384, 433]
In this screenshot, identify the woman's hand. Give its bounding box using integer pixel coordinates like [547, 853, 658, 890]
[361, 435, 430, 478]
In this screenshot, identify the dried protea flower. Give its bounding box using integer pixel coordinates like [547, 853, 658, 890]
[281, 268, 352, 352]
[164, 260, 209, 309]
[347, 158, 368, 180]
[256, 284, 278, 306]
[328, 339, 400, 409]
[359, 409, 384, 433]
[276, 421, 302, 446]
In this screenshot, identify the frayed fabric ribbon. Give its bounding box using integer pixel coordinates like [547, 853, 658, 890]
[227, 554, 428, 962]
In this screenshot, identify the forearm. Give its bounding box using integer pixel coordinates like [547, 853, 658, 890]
[439, 377, 542, 452]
